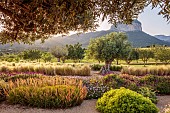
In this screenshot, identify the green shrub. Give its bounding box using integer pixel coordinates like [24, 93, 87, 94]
[141, 75, 170, 94]
[8, 85, 87, 108]
[103, 74, 139, 91]
[137, 87, 158, 103]
[91, 64, 122, 71]
[103, 74, 125, 89]
[96, 88, 158, 113]
[91, 64, 102, 71]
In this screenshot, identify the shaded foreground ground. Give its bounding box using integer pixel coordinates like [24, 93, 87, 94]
[0, 96, 169, 113]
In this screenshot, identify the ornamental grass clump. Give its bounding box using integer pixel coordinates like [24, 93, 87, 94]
[121, 66, 170, 76]
[76, 65, 91, 76]
[45, 66, 55, 75]
[0, 66, 10, 73]
[96, 87, 159, 113]
[0, 63, 91, 76]
[8, 85, 87, 108]
[62, 65, 75, 75]
[2, 76, 85, 95]
[0, 80, 6, 102]
[34, 66, 46, 74]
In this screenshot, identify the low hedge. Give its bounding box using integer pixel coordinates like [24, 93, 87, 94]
[0, 65, 91, 76]
[8, 85, 87, 108]
[91, 64, 122, 71]
[96, 88, 158, 113]
[121, 66, 170, 76]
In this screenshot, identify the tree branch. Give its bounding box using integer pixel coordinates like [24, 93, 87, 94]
[0, 5, 24, 26]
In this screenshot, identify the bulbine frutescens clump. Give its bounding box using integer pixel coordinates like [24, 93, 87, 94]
[0, 75, 87, 108]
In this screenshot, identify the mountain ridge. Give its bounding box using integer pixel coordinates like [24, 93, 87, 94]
[154, 35, 170, 42]
[0, 20, 170, 50]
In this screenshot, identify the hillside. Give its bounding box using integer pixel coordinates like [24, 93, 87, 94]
[0, 20, 170, 49]
[154, 35, 170, 42]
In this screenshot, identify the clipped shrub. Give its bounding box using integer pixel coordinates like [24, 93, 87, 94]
[110, 65, 122, 71]
[96, 88, 159, 113]
[91, 64, 102, 71]
[83, 78, 110, 99]
[91, 64, 122, 71]
[8, 85, 87, 108]
[137, 87, 158, 103]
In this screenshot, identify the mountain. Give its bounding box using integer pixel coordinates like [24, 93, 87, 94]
[110, 20, 142, 32]
[0, 20, 169, 50]
[154, 35, 170, 42]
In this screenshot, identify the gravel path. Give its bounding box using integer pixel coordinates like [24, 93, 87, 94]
[0, 100, 99, 113]
[157, 96, 170, 113]
[0, 96, 169, 113]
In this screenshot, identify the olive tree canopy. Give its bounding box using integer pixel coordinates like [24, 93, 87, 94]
[0, 0, 169, 43]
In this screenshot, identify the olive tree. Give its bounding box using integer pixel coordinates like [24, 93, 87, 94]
[153, 46, 170, 64]
[21, 49, 42, 61]
[66, 43, 85, 63]
[123, 48, 139, 65]
[86, 32, 131, 74]
[138, 49, 154, 66]
[50, 46, 68, 62]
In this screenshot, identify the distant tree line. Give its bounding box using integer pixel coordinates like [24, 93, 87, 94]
[0, 32, 170, 67]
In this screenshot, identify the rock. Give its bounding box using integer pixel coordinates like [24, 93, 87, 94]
[110, 20, 142, 32]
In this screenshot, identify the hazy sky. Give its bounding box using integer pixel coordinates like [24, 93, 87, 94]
[97, 6, 170, 36]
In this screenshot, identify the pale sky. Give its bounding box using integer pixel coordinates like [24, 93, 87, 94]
[97, 6, 170, 36]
